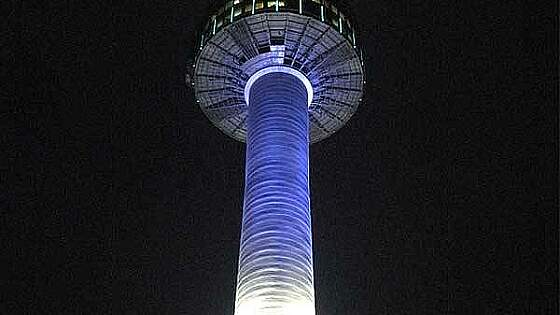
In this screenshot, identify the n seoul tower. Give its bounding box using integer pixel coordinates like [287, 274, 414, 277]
[191, 0, 364, 314]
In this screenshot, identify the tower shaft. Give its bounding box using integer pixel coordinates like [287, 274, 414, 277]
[235, 73, 315, 315]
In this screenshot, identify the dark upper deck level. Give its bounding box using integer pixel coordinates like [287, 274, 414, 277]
[198, 0, 358, 52]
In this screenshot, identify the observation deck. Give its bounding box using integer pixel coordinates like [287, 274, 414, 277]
[193, 0, 365, 143]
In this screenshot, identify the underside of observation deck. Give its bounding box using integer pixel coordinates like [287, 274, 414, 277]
[193, 9, 365, 143]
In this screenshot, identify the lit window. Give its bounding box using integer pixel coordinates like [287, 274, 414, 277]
[267, 1, 276, 7]
[234, 0, 241, 4]
[212, 16, 217, 34]
[279, 1, 286, 6]
[256, 1, 264, 9]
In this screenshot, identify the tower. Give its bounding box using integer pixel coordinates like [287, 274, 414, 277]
[191, 1, 364, 314]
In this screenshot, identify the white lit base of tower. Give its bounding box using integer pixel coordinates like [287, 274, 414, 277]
[236, 300, 315, 315]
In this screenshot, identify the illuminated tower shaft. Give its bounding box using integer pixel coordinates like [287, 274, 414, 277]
[237, 72, 314, 314]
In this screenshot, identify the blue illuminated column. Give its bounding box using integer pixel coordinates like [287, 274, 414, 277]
[235, 72, 315, 315]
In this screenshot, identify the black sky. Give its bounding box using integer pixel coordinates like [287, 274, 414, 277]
[6, 0, 559, 314]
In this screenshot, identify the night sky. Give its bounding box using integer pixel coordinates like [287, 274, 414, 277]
[7, 0, 558, 314]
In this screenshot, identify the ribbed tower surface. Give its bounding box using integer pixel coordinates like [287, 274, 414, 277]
[239, 72, 313, 314]
[191, 1, 364, 314]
